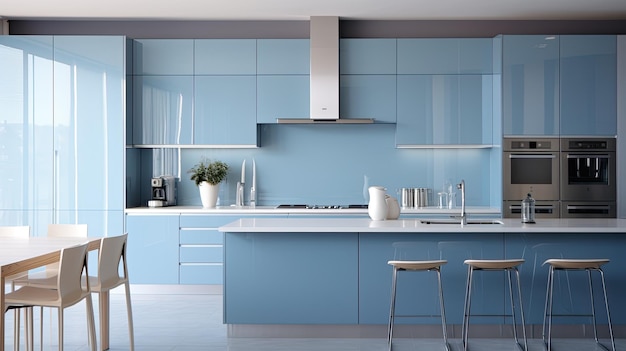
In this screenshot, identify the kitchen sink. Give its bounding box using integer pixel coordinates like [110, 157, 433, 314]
[420, 219, 504, 225]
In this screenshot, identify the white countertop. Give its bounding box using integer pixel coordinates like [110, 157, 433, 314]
[125, 205, 500, 216]
[218, 217, 626, 233]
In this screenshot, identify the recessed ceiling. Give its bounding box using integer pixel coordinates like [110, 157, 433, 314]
[2, 0, 626, 21]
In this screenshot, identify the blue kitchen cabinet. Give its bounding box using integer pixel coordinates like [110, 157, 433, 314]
[132, 39, 194, 75]
[0, 36, 125, 235]
[340, 39, 396, 74]
[126, 214, 179, 284]
[502, 35, 560, 136]
[339, 39, 397, 123]
[256, 39, 309, 123]
[560, 35, 616, 136]
[224, 232, 359, 324]
[396, 74, 493, 145]
[194, 39, 256, 75]
[340, 75, 397, 123]
[132, 76, 194, 146]
[359, 232, 505, 325]
[194, 76, 257, 146]
[397, 38, 493, 75]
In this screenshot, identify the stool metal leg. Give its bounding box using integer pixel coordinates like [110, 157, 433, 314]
[543, 265, 556, 351]
[435, 268, 450, 351]
[598, 268, 616, 351]
[514, 268, 528, 351]
[462, 265, 474, 351]
[507, 269, 519, 345]
[387, 266, 399, 350]
[587, 269, 599, 343]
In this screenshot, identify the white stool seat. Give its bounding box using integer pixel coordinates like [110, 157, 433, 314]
[464, 259, 525, 270]
[543, 258, 609, 269]
[388, 260, 447, 271]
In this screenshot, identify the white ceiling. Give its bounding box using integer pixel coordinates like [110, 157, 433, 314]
[2, 0, 626, 21]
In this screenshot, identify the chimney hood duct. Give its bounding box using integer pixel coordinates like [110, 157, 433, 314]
[277, 16, 374, 124]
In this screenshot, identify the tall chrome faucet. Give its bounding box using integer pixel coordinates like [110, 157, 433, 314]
[457, 180, 467, 225]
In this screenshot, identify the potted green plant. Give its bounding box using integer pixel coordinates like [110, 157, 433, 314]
[189, 159, 229, 208]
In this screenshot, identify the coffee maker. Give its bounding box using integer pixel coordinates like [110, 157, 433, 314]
[148, 176, 177, 207]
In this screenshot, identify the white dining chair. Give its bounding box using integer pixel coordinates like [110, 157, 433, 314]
[86, 234, 135, 351]
[5, 242, 97, 351]
[0, 225, 31, 351]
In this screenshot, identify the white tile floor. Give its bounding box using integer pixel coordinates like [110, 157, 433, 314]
[3, 292, 624, 351]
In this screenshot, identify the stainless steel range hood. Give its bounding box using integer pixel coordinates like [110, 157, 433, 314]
[277, 16, 374, 124]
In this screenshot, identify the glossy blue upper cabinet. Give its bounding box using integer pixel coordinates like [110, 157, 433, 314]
[132, 39, 194, 75]
[256, 39, 309, 123]
[560, 35, 616, 137]
[194, 76, 257, 146]
[502, 35, 560, 136]
[257, 39, 309, 74]
[396, 75, 493, 146]
[195, 39, 256, 75]
[340, 39, 396, 74]
[52, 36, 126, 211]
[397, 38, 493, 74]
[132, 76, 194, 145]
[339, 39, 397, 123]
[0, 36, 54, 211]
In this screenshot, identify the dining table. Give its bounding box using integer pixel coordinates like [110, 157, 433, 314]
[0, 236, 105, 351]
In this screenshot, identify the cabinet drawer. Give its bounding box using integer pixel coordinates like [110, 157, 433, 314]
[180, 229, 223, 245]
[180, 264, 223, 284]
[180, 245, 223, 262]
[179, 215, 243, 228]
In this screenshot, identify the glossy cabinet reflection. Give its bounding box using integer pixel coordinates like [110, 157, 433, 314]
[560, 35, 616, 136]
[396, 38, 495, 146]
[256, 39, 310, 123]
[0, 36, 125, 234]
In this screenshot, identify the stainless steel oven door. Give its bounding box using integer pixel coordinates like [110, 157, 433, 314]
[503, 152, 560, 201]
[503, 200, 560, 219]
[560, 152, 615, 201]
[560, 201, 616, 218]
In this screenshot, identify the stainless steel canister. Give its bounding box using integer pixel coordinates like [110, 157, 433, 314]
[417, 188, 430, 208]
[401, 188, 415, 208]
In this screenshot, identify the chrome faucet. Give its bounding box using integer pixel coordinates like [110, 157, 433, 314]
[457, 180, 467, 225]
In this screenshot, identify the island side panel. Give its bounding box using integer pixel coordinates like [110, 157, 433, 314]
[506, 232, 626, 326]
[224, 231, 359, 324]
[359, 232, 506, 325]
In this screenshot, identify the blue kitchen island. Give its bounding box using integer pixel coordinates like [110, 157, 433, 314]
[219, 218, 626, 338]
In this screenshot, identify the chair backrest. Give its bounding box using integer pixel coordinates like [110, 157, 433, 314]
[0, 225, 30, 238]
[47, 224, 88, 237]
[97, 234, 129, 289]
[57, 242, 90, 303]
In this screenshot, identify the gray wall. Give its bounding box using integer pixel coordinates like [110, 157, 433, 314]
[7, 19, 626, 38]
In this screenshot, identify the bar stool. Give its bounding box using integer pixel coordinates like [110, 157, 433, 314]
[387, 260, 449, 351]
[463, 259, 527, 351]
[543, 259, 615, 351]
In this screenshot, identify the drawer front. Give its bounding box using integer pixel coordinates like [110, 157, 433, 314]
[180, 229, 223, 245]
[180, 264, 223, 284]
[180, 214, 247, 228]
[180, 245, 223, 262]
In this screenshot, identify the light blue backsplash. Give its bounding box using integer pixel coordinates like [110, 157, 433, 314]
[142, 124, 501, 208]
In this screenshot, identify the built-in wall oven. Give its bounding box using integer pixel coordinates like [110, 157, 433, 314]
[503, 138, 560, 218]
[560, 138, 616, 218]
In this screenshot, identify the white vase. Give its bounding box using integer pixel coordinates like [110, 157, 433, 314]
[199, 182, 219, 208]
[368, 186, 388, 221]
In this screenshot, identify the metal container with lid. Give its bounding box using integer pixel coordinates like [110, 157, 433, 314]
[521, 193, 536, 223]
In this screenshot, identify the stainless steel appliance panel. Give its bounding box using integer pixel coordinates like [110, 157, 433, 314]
[560, 201, 616, 218]
[503, 138, 560, 201]
[503, 200, 560, 219]
[560, 138, 616, 202]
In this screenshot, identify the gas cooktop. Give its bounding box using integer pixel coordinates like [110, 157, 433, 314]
[276, 204, 368, 209]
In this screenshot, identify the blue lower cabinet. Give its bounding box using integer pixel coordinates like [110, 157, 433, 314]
[126, 214, 179, 284]
[359, 233, 504, 325]
[224, 232, 359, 324]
